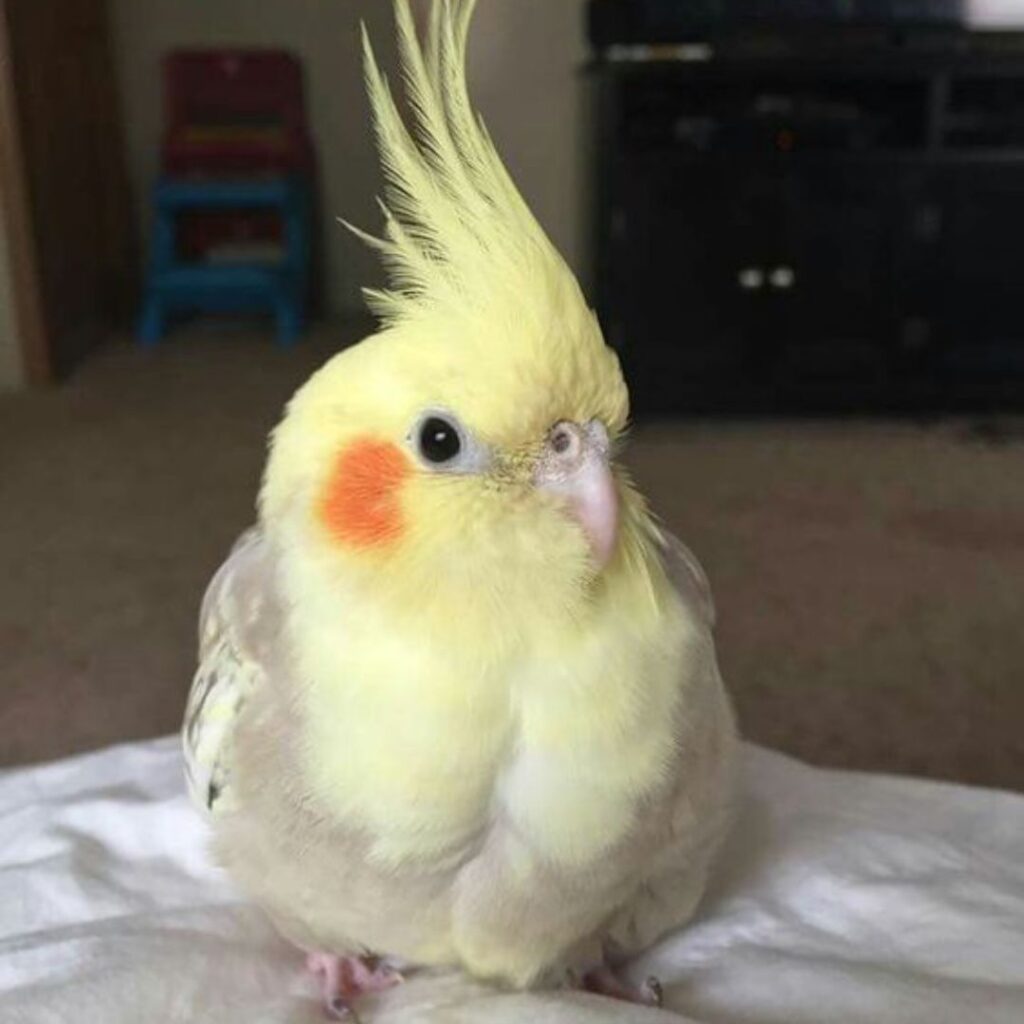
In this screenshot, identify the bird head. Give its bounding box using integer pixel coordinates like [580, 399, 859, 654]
[262, 0, 653, 635]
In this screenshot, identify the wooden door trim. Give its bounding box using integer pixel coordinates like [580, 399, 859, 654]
[0, 0, 50, 385]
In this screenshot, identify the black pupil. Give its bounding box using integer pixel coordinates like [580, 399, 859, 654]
[420, 417, 461, 464]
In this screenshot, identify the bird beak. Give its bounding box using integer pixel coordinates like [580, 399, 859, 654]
[534, 420, 619, 569]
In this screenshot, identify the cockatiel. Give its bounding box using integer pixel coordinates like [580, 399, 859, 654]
[183, 0, 739, 1019]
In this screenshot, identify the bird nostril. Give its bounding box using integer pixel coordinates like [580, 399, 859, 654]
[551, 424, 574, 456]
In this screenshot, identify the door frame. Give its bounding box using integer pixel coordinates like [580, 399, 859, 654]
[0, 1, 51, 385]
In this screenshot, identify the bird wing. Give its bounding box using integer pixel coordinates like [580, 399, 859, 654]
[182, 528, 281, 816]
[598, 527, 737, 957]
[658, 528, 716, 629]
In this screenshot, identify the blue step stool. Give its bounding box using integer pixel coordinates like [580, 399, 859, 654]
[138, 177, 311, 348]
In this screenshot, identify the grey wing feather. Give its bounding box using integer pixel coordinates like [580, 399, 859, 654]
[657, 529, 716, 629]
[182, 528, 280, 816]
[598, 528, 736, 958]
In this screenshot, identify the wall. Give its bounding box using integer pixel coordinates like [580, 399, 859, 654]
[0, 201, 25, 390]
[107, 0, 589, 316]
[468, 0, 590, 281]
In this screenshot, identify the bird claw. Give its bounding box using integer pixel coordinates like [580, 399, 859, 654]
[327, 996, 359, 1022]
[580, 964, 665, 1007]
[307, 952, 403, 1021]
[641, 975, 664, 1008]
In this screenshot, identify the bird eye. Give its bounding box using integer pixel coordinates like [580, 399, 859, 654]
[417, 416, 462, 465]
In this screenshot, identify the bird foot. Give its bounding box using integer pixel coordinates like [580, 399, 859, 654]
[306, 952, 404, 1021]
[580, 965, 663, 1008]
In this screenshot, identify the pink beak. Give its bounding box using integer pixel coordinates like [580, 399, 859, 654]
[534, 420, 619, 569]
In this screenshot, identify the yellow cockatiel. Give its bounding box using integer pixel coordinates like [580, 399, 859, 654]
[183, 1, 738, 1018]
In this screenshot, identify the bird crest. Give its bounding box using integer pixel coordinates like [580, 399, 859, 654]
[351, 0, 576, 328]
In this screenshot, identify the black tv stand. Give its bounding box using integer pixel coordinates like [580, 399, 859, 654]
[591, 30, 1024, 415]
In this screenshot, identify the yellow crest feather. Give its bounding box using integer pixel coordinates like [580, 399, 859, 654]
[351, 0, 573, 326]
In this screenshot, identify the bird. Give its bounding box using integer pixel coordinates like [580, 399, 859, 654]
[182, 1, 739, 1019]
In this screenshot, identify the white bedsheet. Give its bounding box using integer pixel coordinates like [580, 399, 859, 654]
[1, 738, 1022, 1024]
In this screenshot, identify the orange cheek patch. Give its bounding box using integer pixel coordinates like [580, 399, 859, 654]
[318, 439, 412, 550]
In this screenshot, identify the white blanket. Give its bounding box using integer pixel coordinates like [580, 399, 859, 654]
[1, 738, 1022, 1024]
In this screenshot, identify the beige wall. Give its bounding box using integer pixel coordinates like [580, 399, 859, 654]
[468, 0, 590, 280]
[0, 200, 25, 391]
[108, 0, 589, 316]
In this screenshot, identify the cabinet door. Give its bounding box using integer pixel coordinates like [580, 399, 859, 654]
[777, 165, 897, 386]
[602, 155, 756, 413]
[930, 164, 1024, 378]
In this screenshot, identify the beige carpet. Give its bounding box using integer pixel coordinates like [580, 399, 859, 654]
[2, 324, 1023, 790]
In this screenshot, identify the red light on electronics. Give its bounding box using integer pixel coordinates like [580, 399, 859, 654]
[776, 129, 795, 152]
